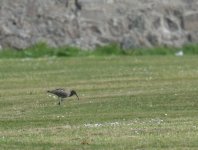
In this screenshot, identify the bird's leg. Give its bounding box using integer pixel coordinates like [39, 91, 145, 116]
[58, 97, 61, 105]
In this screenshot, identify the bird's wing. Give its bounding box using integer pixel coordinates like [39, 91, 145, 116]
[55, 88, 65, 91]
[55, 89, 68, 97]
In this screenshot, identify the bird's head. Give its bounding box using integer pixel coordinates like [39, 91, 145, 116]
[71, 90, 79, 100]
[47, 90, 52, 93]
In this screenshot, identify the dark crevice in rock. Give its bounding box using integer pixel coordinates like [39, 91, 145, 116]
[187, 34, 192, 42]
[75, 0, 82, 11]
[152, 17, 161, 29]
[165, 17, 179, 32]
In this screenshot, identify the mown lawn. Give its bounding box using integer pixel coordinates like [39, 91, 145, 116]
[0, 56, 198, 149]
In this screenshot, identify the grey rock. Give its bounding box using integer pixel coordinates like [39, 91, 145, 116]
[127, 14, 146, 33]
[165, 17, 179, 32]
[152, 17, 161, 30]
[146, 33, 159, 46]
[121, 35, 140, 50]
[2, 36, 29, 50]
[183, 12, 198, 32]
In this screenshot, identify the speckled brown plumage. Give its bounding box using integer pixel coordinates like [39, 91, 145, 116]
[47, 89, 79, 105]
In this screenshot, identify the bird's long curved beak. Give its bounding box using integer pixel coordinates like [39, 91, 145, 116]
[75, 93, 79, 100]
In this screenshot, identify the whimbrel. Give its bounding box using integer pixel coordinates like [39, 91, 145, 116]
[47, 88, 79, 105]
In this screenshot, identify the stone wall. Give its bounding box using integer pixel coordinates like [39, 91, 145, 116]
[0, 0, 198, 49]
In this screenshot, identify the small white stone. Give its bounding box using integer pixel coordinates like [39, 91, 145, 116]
[175, 50, 184, 56]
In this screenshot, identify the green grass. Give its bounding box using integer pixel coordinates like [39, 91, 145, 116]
[1, 42, 198, 58]
[0, 56, 198, 149]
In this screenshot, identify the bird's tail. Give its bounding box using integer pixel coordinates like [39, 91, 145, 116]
[47, 90, 52, 93]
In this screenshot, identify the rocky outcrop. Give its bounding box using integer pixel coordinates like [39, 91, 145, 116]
[0, 0, 198, 49]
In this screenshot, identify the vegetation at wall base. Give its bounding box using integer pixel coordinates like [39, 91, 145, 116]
[0, 42, 198, 58]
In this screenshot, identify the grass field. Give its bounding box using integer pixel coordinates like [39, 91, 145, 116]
[0, 56, 198, 149]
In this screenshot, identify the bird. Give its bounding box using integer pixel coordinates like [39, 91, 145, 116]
[47, 88, 79, 105]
